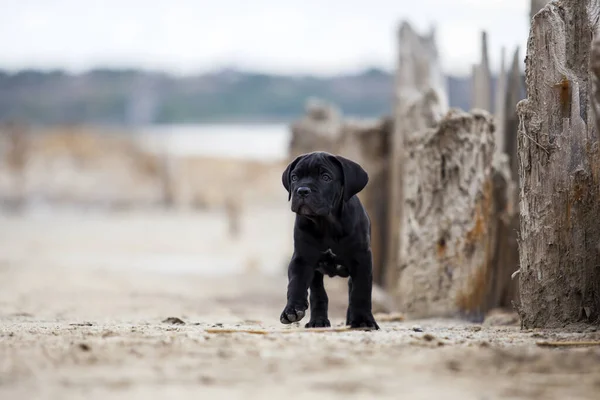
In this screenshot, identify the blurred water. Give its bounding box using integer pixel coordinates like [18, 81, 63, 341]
[135, 123, 291, 161]
[0, 206, 293, 277]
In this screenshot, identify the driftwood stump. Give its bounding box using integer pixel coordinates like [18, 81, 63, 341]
[2, 121, 29, 209]
[395, 22, 448, 110]
[491, 47, 525, 310]
[504, 48, 525, 180]
[517, 0, 600, 328]
[591, 28, 600, 142]
[158, 150, 175, 208]
[385, 21, 448, 291]
[288, 99, 343, 158]
[393, 109, 515, 319]
[225, 196, 242, 239]
[487, 154, 519, 310]
[494, 47, 507, 151]
[338, 118, 392, 285]
[471, 31, 492, 112]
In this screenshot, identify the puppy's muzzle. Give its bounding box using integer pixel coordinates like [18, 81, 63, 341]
[296, 187, 311, 197]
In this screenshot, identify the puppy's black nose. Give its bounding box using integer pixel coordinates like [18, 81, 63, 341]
[296, 187, 311, 197]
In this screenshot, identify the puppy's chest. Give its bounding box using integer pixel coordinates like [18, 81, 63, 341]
[315, 248, 350, 278]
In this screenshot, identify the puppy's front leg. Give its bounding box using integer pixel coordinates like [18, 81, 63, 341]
[305, 271, 330, 328]
[280, 255, 314, 324]
[346, 250, 379, 330]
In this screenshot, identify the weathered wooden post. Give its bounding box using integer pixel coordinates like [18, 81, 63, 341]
[494, 47, 507, 153]
[385, 21, 448, 292]
[288, 99, 343, 158]
[395, 109, 516, 320]
[504, 48, 524, 177]
[472, 31, 493, 112]
[337, 118, 392, 285]
[489, 47, 525, 311]
[486, 153, 518, 311]
[2, 120, 29, 210]
[591, 29, 600, 142]
[158, 149, 175, 209]
[517, 0, 600, 328]
[225, 196, 242, 239]
[394, 23, 448, 112]
[592, 28, 600, 267]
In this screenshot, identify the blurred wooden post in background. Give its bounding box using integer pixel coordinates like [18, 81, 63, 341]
[471, 31, 492, 112]
[517, 0, 600, 328]
[158, 150, 175, 209]
[338, 118, 392, 285]
[2, 121, 29, 211]
[485, 46, 525, 312]
[225, 196, 242, 239]
[494, 47, 507, 153]
[504, 48, 524, 179]
[384, 22, 448, 293]
[288, 99, 344, 158]
[592, 21, 600, 143]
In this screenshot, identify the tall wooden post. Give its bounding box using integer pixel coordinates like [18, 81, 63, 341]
[472, 31, 492, 112]
[494, 47, 507, 153]
[385, 21, 448, 290]
[517, 0, 600, 328]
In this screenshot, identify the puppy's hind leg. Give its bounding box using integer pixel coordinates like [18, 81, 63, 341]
[345, 251, 379, 330]
[305, 271, 330, 328]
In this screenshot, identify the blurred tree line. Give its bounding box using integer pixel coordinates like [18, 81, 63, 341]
[0, 68, 481, 126]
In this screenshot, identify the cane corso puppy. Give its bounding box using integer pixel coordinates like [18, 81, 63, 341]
[280, 151, 379, 330]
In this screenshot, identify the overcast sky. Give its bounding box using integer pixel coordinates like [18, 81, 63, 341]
[0, 0, 530, 76]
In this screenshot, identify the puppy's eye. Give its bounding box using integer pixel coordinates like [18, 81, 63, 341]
[291, 174, 298, 182]
[321, 174, 332, 182]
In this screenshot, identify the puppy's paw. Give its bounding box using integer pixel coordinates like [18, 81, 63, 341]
[346, 310, 380, 330]
[305, 317, 331, 328]
[280, 305, 306, 324]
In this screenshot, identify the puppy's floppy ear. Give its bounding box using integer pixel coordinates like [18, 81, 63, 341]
[282, 154, 305, 201]
[334, 155, 369, 202]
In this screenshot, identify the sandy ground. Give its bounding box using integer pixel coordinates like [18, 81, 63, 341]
[1, 208, 600, 400]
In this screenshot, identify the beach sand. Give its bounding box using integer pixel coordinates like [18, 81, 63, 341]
[1, 207, 600, 400]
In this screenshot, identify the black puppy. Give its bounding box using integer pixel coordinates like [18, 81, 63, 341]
[280, 151, 379, 330]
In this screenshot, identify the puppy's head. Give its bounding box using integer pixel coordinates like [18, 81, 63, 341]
[282, 151, 368, 217]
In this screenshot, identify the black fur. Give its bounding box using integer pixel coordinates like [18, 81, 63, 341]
[280, 151, 379, 330]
